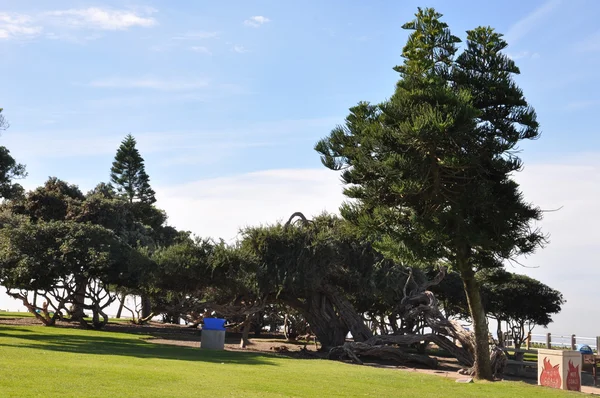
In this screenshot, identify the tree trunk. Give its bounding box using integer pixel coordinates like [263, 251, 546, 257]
[71, 276, 87, 322]
[323, 286, 373, 342]
[141, 295, 152, 319]
[459, 264, 493, 380]
[284, 293, 348, 350]
[240, 316, 252, 348]
[496, 321, 503, 348]
[115, 292, 126, 319]
[254, 312, 263, 337]
[389, 313, 399, 334]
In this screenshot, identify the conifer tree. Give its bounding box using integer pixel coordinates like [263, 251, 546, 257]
[110, 134, 156, 204]
[316, 8, 544, 380]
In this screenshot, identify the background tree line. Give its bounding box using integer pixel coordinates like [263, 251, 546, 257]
[0, 7, 565, 381]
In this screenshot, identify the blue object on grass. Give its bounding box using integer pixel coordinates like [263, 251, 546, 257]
[203, 318, 226, 331]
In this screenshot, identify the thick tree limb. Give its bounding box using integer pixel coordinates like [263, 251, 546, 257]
[329, 342, 438, 368]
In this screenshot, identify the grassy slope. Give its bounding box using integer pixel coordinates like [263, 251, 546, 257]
[0, 325, 581, 398]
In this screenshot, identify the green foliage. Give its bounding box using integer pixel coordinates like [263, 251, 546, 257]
[110, 134, 156, 204]
[431, 267, 565, 339]
[316, 10, 543, 267]
[0, 177, 162, 326]
[478, 268, 564, 347]
[8, 177, 85, 222]
[239, 214, 379, 300]
[0, 108, 26, 200]
[0, 219, 151, 290]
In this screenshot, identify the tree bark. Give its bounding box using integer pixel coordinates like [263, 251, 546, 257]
[284, 293, 348, 350]
[459, 263, 493, 380]
[141, 295, 152, 319]
[254, 312, 263, 337]
[115, 292, 126, 319]
[71, 276, 87, 322]
[240, 315, 252, 348]
[323, 286, 373, 342]
[329, 342, 438, 368]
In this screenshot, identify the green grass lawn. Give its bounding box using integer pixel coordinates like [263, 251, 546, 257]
[0, 310, 35, 318]
[0, 325, 583, 398]
[0, 310, 132, 324]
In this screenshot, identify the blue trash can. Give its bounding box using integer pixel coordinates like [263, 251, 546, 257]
[576, 344, 593, 354]
[201, 318, 226, 350]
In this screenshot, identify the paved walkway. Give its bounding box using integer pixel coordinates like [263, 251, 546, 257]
[582, 385, 600, 395]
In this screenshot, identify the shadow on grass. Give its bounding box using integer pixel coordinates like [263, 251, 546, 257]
[0, 326, 35, 333]
[0, 329, 276, 366]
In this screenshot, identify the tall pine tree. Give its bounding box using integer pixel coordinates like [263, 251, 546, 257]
[316, 8, 544, 380]
[110, 134, 156, 204]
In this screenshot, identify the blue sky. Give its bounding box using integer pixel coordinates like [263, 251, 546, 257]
[1, 0, 600, 337]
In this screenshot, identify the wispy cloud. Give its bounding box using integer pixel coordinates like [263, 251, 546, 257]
[504, 0, 561, 44]
[0, 7, 156, 41]
[233, 44, 249, 53]
[172, 31, 219, 40]
[190, 46, 211, 55]
[0, 13, 42, 40]
[44, 7, 156, 30]
[244, 16, 270, 28]
[575, 31, 600, 53]
[89, 76, 210, 91]
[507, 51, 540, 60]
[565, 100, 600, 111]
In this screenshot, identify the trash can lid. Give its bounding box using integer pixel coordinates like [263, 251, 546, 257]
[203, 318, 226, 331]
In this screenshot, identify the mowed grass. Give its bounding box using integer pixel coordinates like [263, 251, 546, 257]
[0, 310, 132, 324]
[0, 326, 582, 398]
[0, 310, 35, 318]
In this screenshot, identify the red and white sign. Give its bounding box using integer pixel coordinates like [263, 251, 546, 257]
[540, 357, 561, 389]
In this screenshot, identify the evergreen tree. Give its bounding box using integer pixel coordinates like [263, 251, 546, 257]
[316, 8, 544, 380]
[110, 134, 156, 204]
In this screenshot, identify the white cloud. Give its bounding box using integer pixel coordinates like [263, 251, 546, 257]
[244, 16, 270, 28]
[89, 76, 210, 91]
[504, 0, 561, 44]
[190, 46, 211, 55]
[156, 168, 344, 242]
[0, 12, 42, 40]
[233, 44, 248, 53]
[0, 7, 155, 41]
[44, 7, 156, 30]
